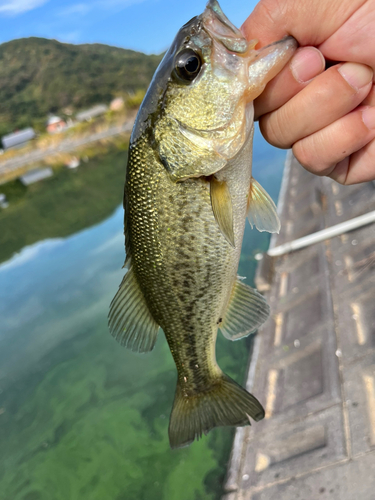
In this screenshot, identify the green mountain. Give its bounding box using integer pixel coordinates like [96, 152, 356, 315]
[0, 37, 163, 136]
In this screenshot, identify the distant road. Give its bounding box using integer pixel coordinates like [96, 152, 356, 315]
[0, 120, 133, 177]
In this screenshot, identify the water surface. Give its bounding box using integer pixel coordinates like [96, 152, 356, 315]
[0, 126, 286, 499]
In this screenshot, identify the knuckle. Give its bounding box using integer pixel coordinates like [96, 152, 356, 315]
[254, 1, 280, 26]
[293, 131, 338, 176]
[292, 140, 321, 173]
[259, 111, 292, 149]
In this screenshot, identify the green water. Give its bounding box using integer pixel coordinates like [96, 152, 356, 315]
[0, 126, 286, 500]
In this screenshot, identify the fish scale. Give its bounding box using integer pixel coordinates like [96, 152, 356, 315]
[109, 0, 297, 448]
[127, 134, 239, 387]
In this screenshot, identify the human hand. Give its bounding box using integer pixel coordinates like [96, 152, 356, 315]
[242, 0, 375, 184]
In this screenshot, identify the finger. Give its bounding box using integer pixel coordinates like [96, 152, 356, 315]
[291, 106, 375, 181]
[319, 1, 375, 70]
[241, 0, 363, 47]
[331, 140, 375, 185]
[254, 47, 325, 119]
[362, 84, 375, 106]
[329, 111, 375, 185]
[259, 62, 373, 148]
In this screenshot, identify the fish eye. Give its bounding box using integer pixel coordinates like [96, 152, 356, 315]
[174, 49, 202, 83]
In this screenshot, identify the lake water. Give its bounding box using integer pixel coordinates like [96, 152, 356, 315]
[0, 126, 287, 500]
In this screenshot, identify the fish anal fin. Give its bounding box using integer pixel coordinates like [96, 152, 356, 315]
[169, 373, 264, 449]
[210, 176, 235, 247]
[108, 266, 159, 353]
[247, 177, 280, 234]
[220, 278, 270, 340]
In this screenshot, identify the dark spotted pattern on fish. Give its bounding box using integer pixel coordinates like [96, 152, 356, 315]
[126, 133, 251, 394]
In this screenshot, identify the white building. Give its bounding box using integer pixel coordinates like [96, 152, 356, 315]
[0, 193, 9, 209]
[76, 104, 108, 122]
[2, 128, 36, 150]
[20, 168, 53, 186]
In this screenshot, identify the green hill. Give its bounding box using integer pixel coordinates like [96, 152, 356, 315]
[0, 37, 163, 136]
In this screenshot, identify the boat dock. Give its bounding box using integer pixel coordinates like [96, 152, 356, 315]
[224, 152, 375, 500]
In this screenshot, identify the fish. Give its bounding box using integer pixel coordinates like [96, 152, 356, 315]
[109, 0, 297, 449]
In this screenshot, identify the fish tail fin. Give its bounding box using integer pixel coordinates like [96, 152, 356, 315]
[168, 373, 264, 449]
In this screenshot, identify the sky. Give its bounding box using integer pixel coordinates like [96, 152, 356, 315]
[0, 0, 259, 54]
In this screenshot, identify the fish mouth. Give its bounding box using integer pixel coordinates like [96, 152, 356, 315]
[201, 0, 249, 54]
[199, 0, 259, 91]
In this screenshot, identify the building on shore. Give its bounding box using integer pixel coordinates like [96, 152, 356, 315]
[1, 128, 36, 150]
[224, 152, 375, 500]
[0, 193, 8, 209]
[76, 104, 108, 122]
[20, 167, 53, 186]
[110, 97, 124, 111]
[46, 116, 67, 134]
[65, 157, 80, 169]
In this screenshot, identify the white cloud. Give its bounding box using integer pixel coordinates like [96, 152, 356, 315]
[95, 0, 147, 10]
[0, 0, 49, 15]
[59, 3, 91, 16]
[56, 30, 82, 43]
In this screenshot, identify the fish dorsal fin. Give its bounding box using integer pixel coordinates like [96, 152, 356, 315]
[108, 266, 159, 352]
[210, 176, 235, 247]
[220, 278, 270, 340]
[247, 178, 280, 233]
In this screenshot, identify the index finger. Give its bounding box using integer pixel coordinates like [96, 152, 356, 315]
[254, 46, 325, 119]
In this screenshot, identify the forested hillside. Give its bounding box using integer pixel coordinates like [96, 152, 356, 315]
[0, 37, 163, 136]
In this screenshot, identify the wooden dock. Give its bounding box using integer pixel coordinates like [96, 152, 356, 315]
[224, 152, 375, 500]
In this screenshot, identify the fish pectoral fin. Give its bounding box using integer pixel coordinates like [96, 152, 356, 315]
[210, 176, 235, 247]
[108, 265, 159, 353]
[247, 177, 280, 234]
[220, 278, 270, 340]
[169, 372, 264, 449]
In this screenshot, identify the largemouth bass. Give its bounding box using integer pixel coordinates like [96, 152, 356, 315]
[109, 0, 297, 448]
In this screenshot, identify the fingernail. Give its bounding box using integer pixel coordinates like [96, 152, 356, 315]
[290, 47, 325, 83]
[362, 106, 375, 129]
[338, 62, 373, 91]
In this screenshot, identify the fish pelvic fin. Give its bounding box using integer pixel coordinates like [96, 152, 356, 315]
[247, 177, 280, 234]
[168, 373, 264, 449]
[108, 265, 159, 353]
[220, 278, 270, 341]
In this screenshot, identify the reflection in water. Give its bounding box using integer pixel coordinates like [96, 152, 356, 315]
[0, 208, 123, 387]
[0, 126, 286, 499]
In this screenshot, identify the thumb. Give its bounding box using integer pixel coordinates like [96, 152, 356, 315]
[241, 0, 361, 47]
